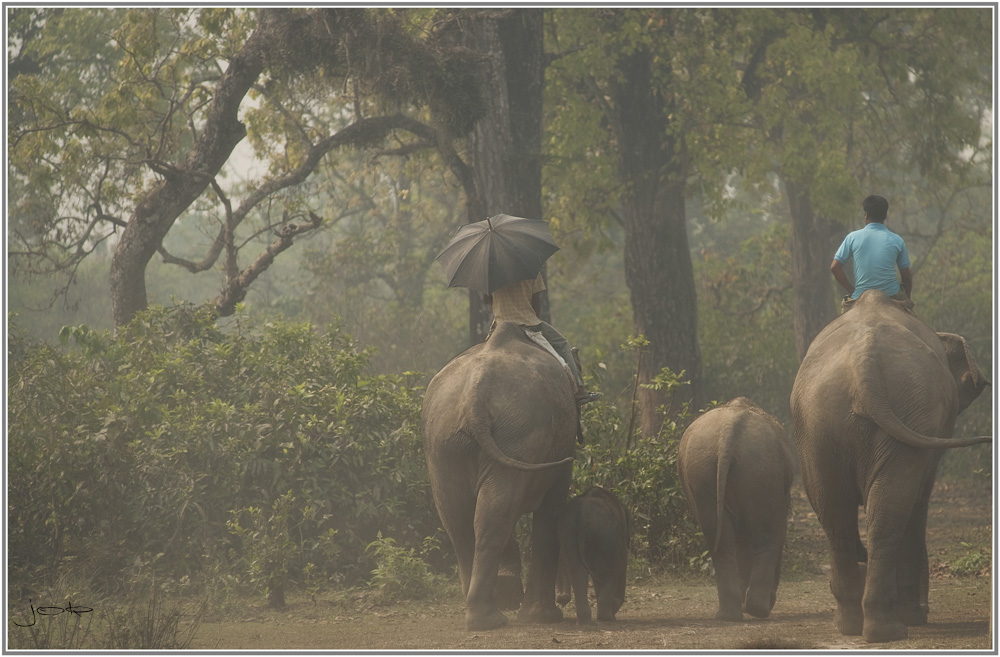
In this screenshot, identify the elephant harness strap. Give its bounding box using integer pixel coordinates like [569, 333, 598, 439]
[521, 328, 579, 393]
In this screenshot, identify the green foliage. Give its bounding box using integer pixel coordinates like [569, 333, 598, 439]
[8, 304, 435, 599]
[574, 352, 705, 572]
[950, 544, 991, 577]
[365, 533, 445, 602]
[695, 220, 798, 423]
[227, 491, 298, 607]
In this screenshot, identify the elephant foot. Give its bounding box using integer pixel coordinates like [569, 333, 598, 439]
[555, 591, 570, 607]
[495, 575, 524, 611]
[517, 602, 563, 624]
[835, 606, 863, 636]
[466, 607, 508, 631]
[596, 611, 617, 622]
[863, 619, 908, 643]
[744, 592, 773, 619]
[715, 607, 744, 622]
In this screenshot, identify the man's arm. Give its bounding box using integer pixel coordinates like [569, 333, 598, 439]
[830, 259, 854, 296]
[899, 267, 913, 298]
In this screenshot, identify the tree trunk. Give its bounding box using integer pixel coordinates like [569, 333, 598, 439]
[610, 49, 703, 436]
[465, 9, 546, 344]
[785, 179, 839, 360]
[109, 12, 277, 328]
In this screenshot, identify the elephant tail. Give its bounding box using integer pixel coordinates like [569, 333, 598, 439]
[856, 331, 991, 449]
[714, 432, 736, 554]
[467, 415, 573, 471]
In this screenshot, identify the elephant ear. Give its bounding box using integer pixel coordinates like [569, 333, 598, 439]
[937, 332, 989, 413]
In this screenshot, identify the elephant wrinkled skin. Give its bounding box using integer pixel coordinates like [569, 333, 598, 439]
[421, 321, 576, 631]
[555, 486, 632, 624]
[790, 290, 989, 643]
[678, 397, 794, 621]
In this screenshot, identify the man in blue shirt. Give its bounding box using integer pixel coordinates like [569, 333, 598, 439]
[831, 195, 913, 313]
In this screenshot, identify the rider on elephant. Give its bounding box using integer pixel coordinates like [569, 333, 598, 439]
[484, 272, 601, 405]
[831, 194, 914, 314]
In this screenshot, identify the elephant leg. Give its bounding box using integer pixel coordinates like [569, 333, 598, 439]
[496, 535, 524, 611]
[518, 486, 567, 625]
[711, 520, 744, 621]
[736, 533, 753, 606]
[518, 508, 564, 624]
[896, 472, 935, 626]
[555, 555, 571, 607]
[744, 546, 780, 619]
[570, 560, 592, 624]
[860, 480, 919, 643]
[465, 494, 516, 631]
[594, 572, 622, 622]
[595, 551, 627, 622]
[744, 508, 787, 619]
[809, 486, 864, 636]
[433, 488, 476, 599]
[557, 514, 591, 623]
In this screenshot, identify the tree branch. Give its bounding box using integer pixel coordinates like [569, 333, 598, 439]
[214, 210, 323, 316]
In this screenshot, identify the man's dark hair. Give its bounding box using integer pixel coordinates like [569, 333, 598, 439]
[863, 195, 889, 222]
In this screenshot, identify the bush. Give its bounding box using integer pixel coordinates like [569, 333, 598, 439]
[573, 357, 705, 573]
[8, 306, 716, 607]
[950, 544, 991, 577]
[8, 304, 437, 599]
[365, 533, 446, 602]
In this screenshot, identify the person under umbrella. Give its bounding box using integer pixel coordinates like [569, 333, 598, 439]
[436, 214, 601, 405]
[484, 272, 601, 406]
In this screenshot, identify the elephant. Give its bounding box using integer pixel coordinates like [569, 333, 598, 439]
[421, 320, 577, 631]
[790, 289, 990, 643]
[554, 486, 632, 624]
[677, 397, 794, 621]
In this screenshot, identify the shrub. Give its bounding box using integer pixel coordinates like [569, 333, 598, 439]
[8, 304, 436, 598]
[365, 533, 444, 602]
[574, 355, 705, 573]
[950, 544, 991, 577]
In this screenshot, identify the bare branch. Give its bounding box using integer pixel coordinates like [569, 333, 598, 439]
[214, 211, 324, 316]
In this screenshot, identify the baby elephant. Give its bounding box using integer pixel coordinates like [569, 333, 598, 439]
[678, 397, 794, 621]
[555, 486, 631, 623]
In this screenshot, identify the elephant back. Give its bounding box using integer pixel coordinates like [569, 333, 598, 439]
[792, 289, 988, 451]
[422, 321, 577, 471]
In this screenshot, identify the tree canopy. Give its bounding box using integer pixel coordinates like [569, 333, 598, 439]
[8, 7, 993, 439]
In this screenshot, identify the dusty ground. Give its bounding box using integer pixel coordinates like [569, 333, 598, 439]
[190, 481, 994, 651]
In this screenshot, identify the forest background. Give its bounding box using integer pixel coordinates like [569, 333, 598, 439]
[6, 6, 994, 640]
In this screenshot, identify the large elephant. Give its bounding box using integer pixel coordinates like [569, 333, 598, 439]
[421, 321, 577, 631]
[790, 290, 990, 643]
[677, 397, 794, 621]
[555, 486, 632, 624]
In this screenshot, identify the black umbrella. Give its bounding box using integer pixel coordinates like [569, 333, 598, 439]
[435, 214, 560, 294]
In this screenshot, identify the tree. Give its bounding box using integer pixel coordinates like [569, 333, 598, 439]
[737, 8, 992, 357]
[546, 9, 753, 434]
[9, 8, 487, 328]
[457, 8, 547, 344]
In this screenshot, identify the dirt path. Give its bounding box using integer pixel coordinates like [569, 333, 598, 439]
[191, 481, 994, 651]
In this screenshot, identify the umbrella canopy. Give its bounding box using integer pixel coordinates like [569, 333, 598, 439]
[435, 214, 560, 294]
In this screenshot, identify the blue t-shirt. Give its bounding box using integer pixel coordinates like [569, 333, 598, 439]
[833, 223, 910, 299]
